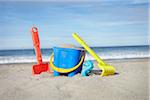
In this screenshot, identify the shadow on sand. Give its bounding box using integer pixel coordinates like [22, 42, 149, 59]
[88, 70, 119, 76]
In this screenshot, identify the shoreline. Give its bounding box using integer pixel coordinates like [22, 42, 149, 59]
[0, 57, 149, 65]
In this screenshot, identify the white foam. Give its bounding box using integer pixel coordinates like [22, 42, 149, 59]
[0, 46, 149, 64]
[0, 56, 50, 64]
[0, 52, 149, 64]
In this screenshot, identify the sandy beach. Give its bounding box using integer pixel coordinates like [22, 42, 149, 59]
[0, 58, 149, 100]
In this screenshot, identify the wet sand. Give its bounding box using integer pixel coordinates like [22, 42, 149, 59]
[0, 58, 149, 100]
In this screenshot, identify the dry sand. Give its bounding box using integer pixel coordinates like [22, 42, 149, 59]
[0, 58, 149, 100]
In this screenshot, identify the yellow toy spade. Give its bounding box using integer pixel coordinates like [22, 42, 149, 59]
[72, 33, 116, 76]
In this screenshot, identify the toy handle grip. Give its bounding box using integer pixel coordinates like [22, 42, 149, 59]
[49, 53, 85, 73]
[31, 27, 42, 64]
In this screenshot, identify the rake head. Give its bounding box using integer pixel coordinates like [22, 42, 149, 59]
[98, 64, 116, 76]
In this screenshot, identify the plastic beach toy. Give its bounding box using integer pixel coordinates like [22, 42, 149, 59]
[81, 60, 94, 76]
[49, 47, 85, 77]
[72, 33, 116, 76]
[31, 27, 52, 75]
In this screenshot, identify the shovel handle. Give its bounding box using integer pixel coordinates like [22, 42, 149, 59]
[31, 27, 42, 64]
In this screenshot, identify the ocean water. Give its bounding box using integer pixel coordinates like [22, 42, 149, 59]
[0, 45, 149, 64]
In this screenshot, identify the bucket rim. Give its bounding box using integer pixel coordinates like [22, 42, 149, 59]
[53, 46, 85, 51]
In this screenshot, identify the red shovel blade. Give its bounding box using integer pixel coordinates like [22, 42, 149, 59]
[32, 63, 49, 75]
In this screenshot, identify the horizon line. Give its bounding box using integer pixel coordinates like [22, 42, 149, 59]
[0, 44, 149, 51]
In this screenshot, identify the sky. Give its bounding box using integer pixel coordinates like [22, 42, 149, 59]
[0, 0, 149, 50]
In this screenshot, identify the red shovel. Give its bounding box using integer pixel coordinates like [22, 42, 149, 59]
[31, 27, 52, 75]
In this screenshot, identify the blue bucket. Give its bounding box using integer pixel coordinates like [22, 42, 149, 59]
[51, 47, 85, 77]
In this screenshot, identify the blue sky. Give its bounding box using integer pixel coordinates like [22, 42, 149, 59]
[0, 0, 149, 50]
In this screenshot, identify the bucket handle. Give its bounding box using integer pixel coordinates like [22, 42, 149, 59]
[49, 53, 85, 73]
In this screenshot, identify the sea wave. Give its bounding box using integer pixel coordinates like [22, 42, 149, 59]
[0, 46, 149, 64]
[0, 53, 149, 64]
